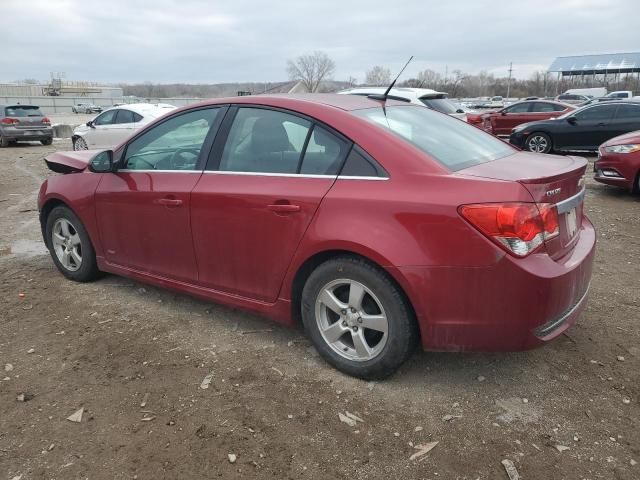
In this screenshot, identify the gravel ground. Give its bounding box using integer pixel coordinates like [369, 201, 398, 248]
[0, 142, 638, 479]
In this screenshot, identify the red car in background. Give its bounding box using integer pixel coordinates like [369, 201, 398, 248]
[37, 94, 595, 379]
[594, 130, 640, 192]
[480, 100, 575, 136]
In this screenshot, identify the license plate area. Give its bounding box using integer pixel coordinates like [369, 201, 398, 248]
[565, 207, 578, 241]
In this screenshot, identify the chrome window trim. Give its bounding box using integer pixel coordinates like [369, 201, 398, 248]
[337, 175, 389, 181]
[203, 170, 336, 179]
[117, 169, 202, 173]
[555, 188, 585, 214]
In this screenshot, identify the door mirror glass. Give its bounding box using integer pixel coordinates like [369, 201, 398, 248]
[89, 150, 114, 173]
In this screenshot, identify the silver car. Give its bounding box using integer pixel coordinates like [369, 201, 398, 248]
[0, 105, 53, 147]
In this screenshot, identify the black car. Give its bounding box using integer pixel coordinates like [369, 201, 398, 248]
[509, 101, 640, 153]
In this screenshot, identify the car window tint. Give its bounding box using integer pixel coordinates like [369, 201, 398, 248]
[353, 106, 514, 171]
[574, 105, 618, 121]
[614, 104, 640, 119]
[94, 110, 118, 126]
[115, 109, 135, 124]
[340, 146, 387, 177]
[220, 108, 311, 174]
[132, 112, 143, 122]
[123, 108, 219, 171]
[531, 102, 557, 113]
[506, 103, 530, 113]
[299, 126, 349, 175]
[5, 106, 44, 117]
[552, 103, 567, 112]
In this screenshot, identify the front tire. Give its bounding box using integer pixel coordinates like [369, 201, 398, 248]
[525, 132, 552, 154]
[45, 206, 100, 282]
[301, 256, 418, 379]
[73, 136, 88, 150]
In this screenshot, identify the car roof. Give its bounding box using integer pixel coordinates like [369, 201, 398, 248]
[337, 87, 446, 100]
[104, 103, 176, 115]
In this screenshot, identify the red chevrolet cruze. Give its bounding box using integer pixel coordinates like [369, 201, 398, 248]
[38, 94, 595, 379]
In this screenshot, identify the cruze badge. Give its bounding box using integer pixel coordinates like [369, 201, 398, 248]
[546, 187, 562, 197]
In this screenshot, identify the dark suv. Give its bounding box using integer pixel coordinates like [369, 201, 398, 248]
[0, 105, 53, 147]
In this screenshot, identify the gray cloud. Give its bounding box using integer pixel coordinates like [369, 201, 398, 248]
[3, 0, 636, 83]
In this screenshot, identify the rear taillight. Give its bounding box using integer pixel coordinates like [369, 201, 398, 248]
[1, 117, 18, 125]
[459, 203, 559, 257]
[42, 117, 51, 125]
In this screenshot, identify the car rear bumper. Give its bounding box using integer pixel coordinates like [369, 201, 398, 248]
[396, 215, 596, 352]
[2, 127, 53, 141]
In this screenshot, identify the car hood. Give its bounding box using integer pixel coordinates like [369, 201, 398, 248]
[44, 150, 97, 173]
[601, 129, 640, 147]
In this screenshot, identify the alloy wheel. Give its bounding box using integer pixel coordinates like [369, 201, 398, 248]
[74, 137, 88, 150]
[51, 218, 82, 272]
[315, 279, 388, 362]
[527, 135, 548, 153]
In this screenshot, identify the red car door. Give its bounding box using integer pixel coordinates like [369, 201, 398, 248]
[191, 106, 350, 302]
[95, 107, 224, 282]
[491, 102, 533, 135]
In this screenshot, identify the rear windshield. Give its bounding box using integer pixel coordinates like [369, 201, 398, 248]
[352, 106, 515, 171]
[420, 98, 458, 114]
[5, 106, 44, 117]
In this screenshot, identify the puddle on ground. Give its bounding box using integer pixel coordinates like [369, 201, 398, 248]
[6, 239, 48, 257]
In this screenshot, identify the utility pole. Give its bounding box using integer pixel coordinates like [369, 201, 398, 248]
[506, 62, 513, 99]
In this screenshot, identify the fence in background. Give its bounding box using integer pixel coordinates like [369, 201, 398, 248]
[0, 96, 203, 114]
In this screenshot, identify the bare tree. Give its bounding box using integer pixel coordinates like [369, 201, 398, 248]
[365, 66, 391, 86]
[287, 51, 336, 93]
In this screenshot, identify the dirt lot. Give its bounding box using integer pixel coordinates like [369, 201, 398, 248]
[1, 142, 638, 480]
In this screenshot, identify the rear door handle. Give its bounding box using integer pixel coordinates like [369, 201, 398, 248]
[267, 203, 300, 213]
[154, 197, 183, 207]
[597, 122, 606, 126]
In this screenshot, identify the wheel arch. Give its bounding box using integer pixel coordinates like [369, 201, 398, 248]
[288, 249, 420, 341]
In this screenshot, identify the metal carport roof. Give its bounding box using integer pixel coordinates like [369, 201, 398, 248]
[548, 52, 640, 75]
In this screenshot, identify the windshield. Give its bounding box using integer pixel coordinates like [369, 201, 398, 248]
[420, 98, 458, 114]
[5, 106, 44, 117]
[353, 106, 515, 171]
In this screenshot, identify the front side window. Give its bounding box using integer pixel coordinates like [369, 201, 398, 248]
[505, 103, 531, 113]
[220, 108, 311, 174]
[353, 106, 514, 171]
[123, 108, 219, 171]
[94, 110, 118, 126]
[574, 105, 618, 121]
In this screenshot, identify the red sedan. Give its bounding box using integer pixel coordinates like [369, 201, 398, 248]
[478, 100, 575, 136]
[38, 94, 595, 379]
[594, 130, 640, 192]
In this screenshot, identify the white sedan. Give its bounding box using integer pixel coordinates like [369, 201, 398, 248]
[72, 103, 176, 150]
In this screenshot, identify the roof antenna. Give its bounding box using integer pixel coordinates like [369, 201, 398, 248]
[383, 55, 413, 100]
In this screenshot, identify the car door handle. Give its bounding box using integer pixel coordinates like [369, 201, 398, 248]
[267, 203, 300, 213]
[154, 198, 183, 207]
[596, 122, 606, 126]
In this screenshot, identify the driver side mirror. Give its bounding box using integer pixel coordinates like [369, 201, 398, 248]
[89, 150, 115, 173]
[501, 110, 507, 116]
[567, 116, 577, 125]
[86, 120, 95, 128]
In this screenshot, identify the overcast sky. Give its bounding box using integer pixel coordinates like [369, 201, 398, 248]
[4, 0, 636, 84]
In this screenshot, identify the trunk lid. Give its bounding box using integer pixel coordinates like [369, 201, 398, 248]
[459, 151, 587, 259]
[44, 150, 95, 174]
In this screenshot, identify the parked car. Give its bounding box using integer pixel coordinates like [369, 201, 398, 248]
[555, 93, 592, 105]
[338, 87, 467, 121]
[479, 100, 575, 136]
[72, 103, 103, 114]
[0, 104, 53, 147]
[72, 103, 176, 150]
[488, 96, 504, 108]
[509, 101, 640, 153]
[594, 130, 640, 192]
[38, 94, 595, 379]
[604, 90, 634, 100]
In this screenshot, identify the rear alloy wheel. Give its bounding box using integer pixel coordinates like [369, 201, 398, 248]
[45, 206, 100, 282]
[301, 256, 418, 379]
[73, 136, 88, 150]
[525, 132, 552, 154]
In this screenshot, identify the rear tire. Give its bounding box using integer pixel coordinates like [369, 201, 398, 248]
[525, 132, 552, 154]
[45, 206, 100, 282]
[0, 136, 9, 148]
[41, 137, 53, 146]
[301, 256, 418, 379]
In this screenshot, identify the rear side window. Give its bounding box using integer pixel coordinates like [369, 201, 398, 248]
[299, 126, 349, 175]
[353, 106, 514, 171]
[340, 146, 388, 177]
[614, 104, 640, 119]
[5, 106, 43, 117]
[531, 102, 557, 113]
[115, 109, 135, 124]
[574, 105, 618, 121]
